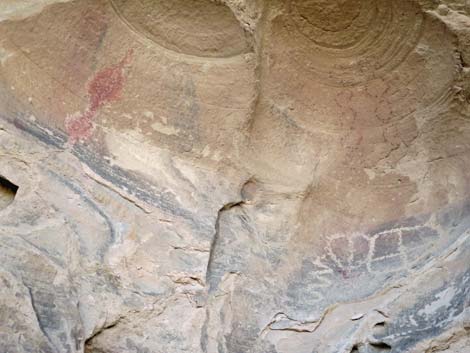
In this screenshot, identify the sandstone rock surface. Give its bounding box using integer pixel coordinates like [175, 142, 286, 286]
[0, 1, 469, 352]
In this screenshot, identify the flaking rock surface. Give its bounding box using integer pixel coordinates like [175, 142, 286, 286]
[0, 1, 469, 352]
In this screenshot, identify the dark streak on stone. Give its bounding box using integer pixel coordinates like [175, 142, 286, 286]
[47, 170, 116, 251]
[24, 283, 57, 352]
[72, 143, 213, 236]
[8, 114, 68, 148]
[4, 115, 212, 238]
[376, 269, 470, 352]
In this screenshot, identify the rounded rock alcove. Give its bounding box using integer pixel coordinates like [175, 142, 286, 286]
[0, 1, 469, 353]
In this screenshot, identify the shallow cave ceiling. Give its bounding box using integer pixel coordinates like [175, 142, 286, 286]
[0, 1, 469, 353]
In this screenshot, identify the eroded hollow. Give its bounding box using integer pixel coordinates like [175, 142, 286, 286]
[0, 175, 18, 210]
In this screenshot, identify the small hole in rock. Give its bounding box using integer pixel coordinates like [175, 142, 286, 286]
[370, 341, 392, 351]
[350, 345, 359, 353]
[373, 321, 387, 336]
[0, 175, 18, 210]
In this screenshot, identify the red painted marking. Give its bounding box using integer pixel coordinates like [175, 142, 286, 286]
[66, 49, 133, 144]
[65, 110, 95, 143]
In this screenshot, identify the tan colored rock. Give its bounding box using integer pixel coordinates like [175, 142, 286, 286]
[0, 1, 469, 352]
[0, 0, 72, 22]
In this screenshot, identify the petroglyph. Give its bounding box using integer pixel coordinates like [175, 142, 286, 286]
[65, 49, 133, 144]
[320, 222, 443, 279]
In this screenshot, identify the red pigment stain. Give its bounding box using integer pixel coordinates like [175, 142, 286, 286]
[66, 49, 134, 144]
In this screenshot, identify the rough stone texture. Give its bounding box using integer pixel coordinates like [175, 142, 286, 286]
[0, 1, 469, 352]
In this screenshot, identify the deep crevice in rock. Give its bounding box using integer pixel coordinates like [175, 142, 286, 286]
[206, 199, 245, 291]
[0, 175, 18, 210]
[350, 344, 359, 353]
[369, 341, 392, 351]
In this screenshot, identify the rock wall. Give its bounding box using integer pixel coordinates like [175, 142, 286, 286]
[0, 1, 469, 352]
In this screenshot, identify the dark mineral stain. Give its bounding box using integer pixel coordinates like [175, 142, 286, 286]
[65, 49, 133, 144]
[375, 270, 470, 352]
